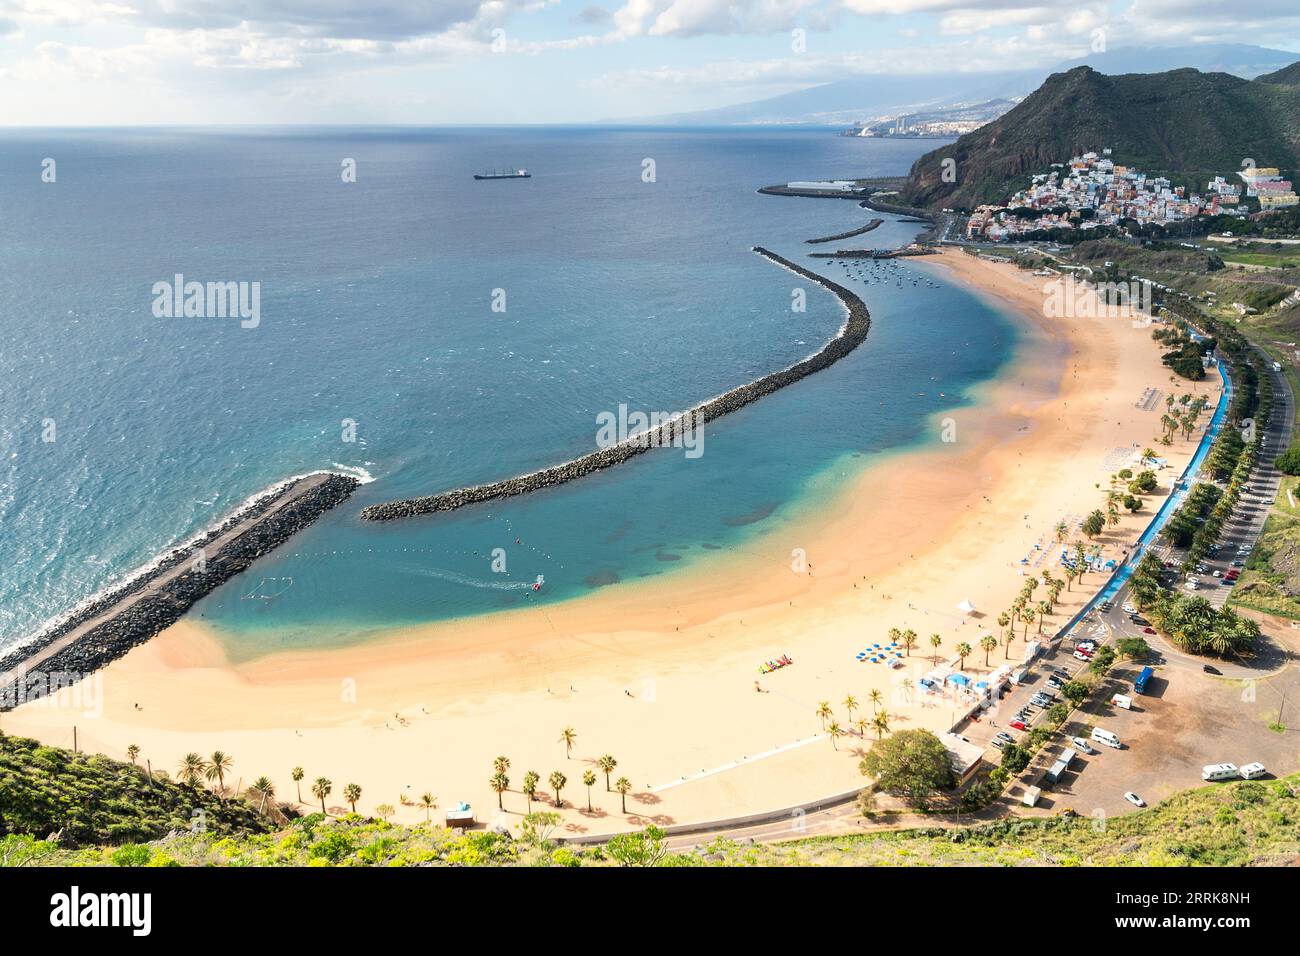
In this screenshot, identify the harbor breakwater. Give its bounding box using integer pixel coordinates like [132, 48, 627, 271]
[361, 247, 872, 522]
[806, 218, 884, 244]
[0, 472, 358, 708]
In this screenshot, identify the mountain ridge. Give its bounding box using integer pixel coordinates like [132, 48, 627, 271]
[900, 63, 1300, 211]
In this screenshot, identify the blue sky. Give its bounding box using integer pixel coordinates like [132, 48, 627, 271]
[0, 1, 1297, 123]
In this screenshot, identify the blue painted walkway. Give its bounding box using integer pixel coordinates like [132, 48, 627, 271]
[1053, 360, 1233, 636]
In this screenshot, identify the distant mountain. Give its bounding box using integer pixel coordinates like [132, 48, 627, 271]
[626, 44, 1300, 127]
[900, 63, 1300, 211]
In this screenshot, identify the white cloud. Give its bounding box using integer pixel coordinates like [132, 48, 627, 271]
[611, 0, 826, 38]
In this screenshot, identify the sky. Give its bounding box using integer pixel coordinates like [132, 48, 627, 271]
[0, 1, 1298, 124]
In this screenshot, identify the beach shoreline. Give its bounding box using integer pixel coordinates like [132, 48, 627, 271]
[6, 248, 1222, 836]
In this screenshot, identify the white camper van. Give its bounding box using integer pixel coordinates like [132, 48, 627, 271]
[1201, 763, 1239, 782]
[1091, 727, 1121, 749]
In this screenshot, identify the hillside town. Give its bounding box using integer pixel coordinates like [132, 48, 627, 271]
[965, 149, 1298, 241]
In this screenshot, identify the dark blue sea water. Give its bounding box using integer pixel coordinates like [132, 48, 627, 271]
[0, 127, 1017, 660]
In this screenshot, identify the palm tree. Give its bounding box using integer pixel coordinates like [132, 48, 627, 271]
[900, 630, 917, 656]
[614, 777, 632, 814]
[493, 755, 511, 775]
[929, 633, 942, 663]
[1036, 599, 1051, 633]
[887, 626, 902, 646]
[842, 695, 859, 725]
[343, 783, 362, 814]
[559, 726, 577, 759]
[205, 750, 233, 798]
[1054, 520, 1068, 543]
[827, 721, 845, 750]
[1020, 608, 1035, 637]
[291, 766, 304, 803]
[549, 770, 567, 807]
[177, 753, 207, 787]
[816, 701, 833, 729]
[854, 716, 870, 740]
[955, 642, 972, 670]
[490, 771, 510, 810]
[522, 770, 539, 812]
[979, 633, 998, 665]
[872, 711, 890, 740]
[416, 791, 438, 822]
[311, 777, 332, 815]
[597, 754, 617, 791]
[869, 688, 883, 713]
[582, 770, 597, 811]
[249, 776, 276, 815]
[375, 804, 395, 822]
[126, 744, 140, 766]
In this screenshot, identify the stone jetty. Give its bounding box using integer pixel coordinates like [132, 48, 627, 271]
[0, 472, 358, 708]
[806, 218, 884, 244]
[361, 247, 871, 522]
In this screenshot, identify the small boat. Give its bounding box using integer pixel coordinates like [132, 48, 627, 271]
[474, 168, 531, 180]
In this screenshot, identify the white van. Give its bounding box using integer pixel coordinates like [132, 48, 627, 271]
[1201, 763, 1239, 781]
[1091, 727, 1121, 749]
[1111, 693, 1133, 710]
[1238, 763, 1267, 780]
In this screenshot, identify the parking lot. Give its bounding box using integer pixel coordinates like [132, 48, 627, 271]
[1006, 628, 1298, 818]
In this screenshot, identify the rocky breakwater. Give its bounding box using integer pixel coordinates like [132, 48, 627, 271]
[362, 247, 871, 522]
[0, 472, 358, 709]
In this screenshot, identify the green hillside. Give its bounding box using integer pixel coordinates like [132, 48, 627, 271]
[5, 772, 1297, 867]
[0, 733, 273, 847]
[902, 64, 1300, 210]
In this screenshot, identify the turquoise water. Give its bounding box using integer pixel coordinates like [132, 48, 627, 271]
[0, 128, 1018, 660]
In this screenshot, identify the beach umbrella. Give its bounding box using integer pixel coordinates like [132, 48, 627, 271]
[956, 599, 977, 616]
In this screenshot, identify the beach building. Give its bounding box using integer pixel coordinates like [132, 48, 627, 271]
[940, 732, 986, 784]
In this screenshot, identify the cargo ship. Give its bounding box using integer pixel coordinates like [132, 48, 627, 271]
[474, 168, 531, 180]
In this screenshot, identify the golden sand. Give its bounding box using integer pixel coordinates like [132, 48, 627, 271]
[7, 250, 1220, 836]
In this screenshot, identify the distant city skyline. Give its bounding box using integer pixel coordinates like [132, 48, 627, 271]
[1, 0, 1298, 124]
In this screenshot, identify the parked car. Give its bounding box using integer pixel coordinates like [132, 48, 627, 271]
[1070, 736, 1096, 754]
[991, 738, 1007, 749]
[1124, 792, 1146, 807]
[1122, 603, 1137, 614]
[1203, 664, 1221, 675]
[1010, 720, 1027, 731]
[1073, 650, 1093, 662]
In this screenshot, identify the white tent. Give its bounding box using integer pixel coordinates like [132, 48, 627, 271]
[956, 599, 977, 615]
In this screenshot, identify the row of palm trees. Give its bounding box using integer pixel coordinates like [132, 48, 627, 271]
[158, 748, 364, 818]
[488, 747, 635, 814]
[816, 692, 891, 750]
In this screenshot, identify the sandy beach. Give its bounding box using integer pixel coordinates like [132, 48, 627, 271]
[7, 249, 1222, 836]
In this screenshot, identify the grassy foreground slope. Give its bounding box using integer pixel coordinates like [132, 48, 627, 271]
[5, 774, 1298, 867]
[0, 734, 272, 847]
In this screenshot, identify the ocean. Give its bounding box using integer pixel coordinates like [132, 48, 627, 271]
[0, 127, 1017, 660]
